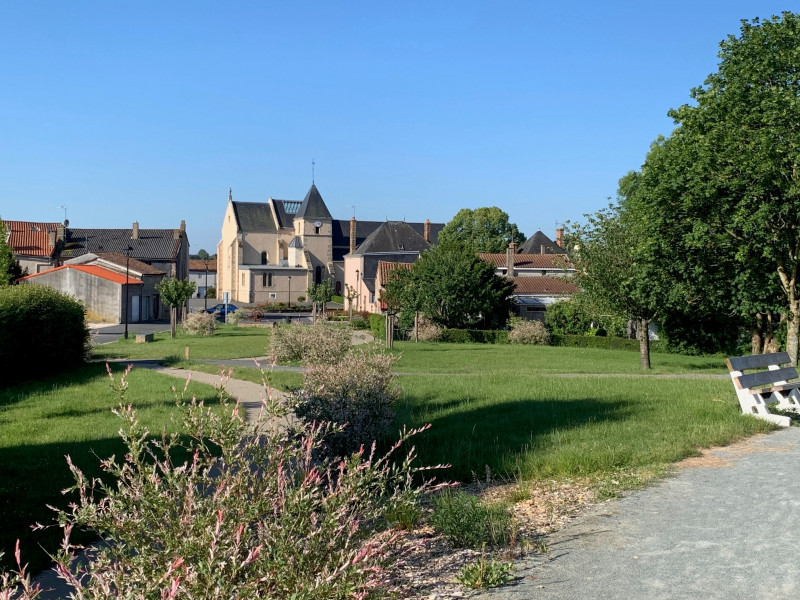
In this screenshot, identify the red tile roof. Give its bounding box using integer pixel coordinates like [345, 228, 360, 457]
[512, 277, 578, 295]
[4, 221, 60, 257]
[189, 258, 217, 272]
[479, 253, 574, 270]
[20, 264, 143, 285]
[377, 260, 413, 285]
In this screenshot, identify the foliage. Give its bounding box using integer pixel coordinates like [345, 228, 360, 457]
[438, 207, 526, 253]
[550, 334, 667, 353]
[507, 317, 550, 345]
[293, 349, 399, 458]
[156, 277, 197, 338]
[545, 298, 627, 337]
[416, 316, 443, 342]
[457, 555, 514, 589]
[385, 243, 515, 330]
[349, 316, 369, 330]
[31, 367, 445, 600]
[0, 219, 25, 286]
[0, 284, 90, 383]
[437, 329, 508, 344]
[195, 248, 211, 260]
[181, 311, 218, 336]
[369, 313, 386, 338]
[205, 286, 216, 299]
[268, 323, 351, 365]
[566, 202, 660, 369]
[430, 489, 517, 549]
[307, 279, 334, 319]
[1, 545, 42, 599]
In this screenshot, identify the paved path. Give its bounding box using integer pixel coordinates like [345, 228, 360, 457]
[475, 426, 800, 600]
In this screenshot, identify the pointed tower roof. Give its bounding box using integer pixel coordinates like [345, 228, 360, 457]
[352, 221, 430, 255]
[295, 184, 332, 220]
[518, 230, 566, 255]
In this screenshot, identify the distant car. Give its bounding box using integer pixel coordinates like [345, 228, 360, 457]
[205, 303, 239, 318]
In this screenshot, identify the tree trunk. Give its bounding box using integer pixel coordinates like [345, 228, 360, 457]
[170, 306, 177, 339]
[763, 312, 779, 354]
[787, 299, 800, 366]
[414, 311, 419, 343]
[638, 318, 651, 370]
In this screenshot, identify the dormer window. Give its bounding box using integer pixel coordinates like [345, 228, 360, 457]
[398, 244, 405, 250]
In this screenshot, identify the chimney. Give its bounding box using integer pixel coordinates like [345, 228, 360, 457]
[556, 228, 564, 248]
[424, 219, 431, 243]
[56, 224, 65, 242]
[132, 222, 139, 240]
[541, 245, 547, 254]
[506, 243, 516, 278]
[49, 230, 57, 247]
[180, 220, 186, 232]
[349, 217, 357, 254]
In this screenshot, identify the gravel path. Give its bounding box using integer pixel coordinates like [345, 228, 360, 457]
[474, 427, 800, 600]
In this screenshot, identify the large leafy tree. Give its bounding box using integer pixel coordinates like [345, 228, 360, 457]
[625, 12, 800, 361]
[156, 277, 196, 338]
[438, 207, 525, 253]
[384, 244, 515, 329]
[0, 219, 24, 286]
[567, 199, 662, 369]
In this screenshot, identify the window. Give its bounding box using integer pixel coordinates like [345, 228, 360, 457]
[269, 292, 277, 300]
[315, 226, 320, 234]
[315, 266, 322, 284]
[262, 273, 272, 287]
[261, 251, 267, 265]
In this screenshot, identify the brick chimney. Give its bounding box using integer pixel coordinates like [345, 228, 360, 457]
[506, 242, 516, 278]
[424, 219, 431, 243]
[541, 245, 546, 254]
[349, 217, 357, 254]
[49, 230, 57, 247]
[132, 221, 139, 240]
[180, 219, 186, 232]
[555, 228, 564, 248]
[56, 223, 65, 242]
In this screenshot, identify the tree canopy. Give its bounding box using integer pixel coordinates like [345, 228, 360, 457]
[438, 207, 525, 253]
[156, 277, 196, 337]
[0, 220, 25, 286]
[384, 244, 515, 330]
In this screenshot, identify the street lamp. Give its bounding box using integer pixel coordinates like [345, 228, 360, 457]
[287, 276, 292, 308]
[124, 246, 132, 339]
[203, 259, 209, 311]
[355, 269, 360, 313]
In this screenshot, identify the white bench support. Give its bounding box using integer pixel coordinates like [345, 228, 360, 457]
[726, 352, 800, 427]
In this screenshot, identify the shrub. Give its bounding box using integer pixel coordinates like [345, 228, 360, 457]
[0, 284, 90, 383]
[350, 316, 370, 330]
[181, 311, 218, 335]
[292, 349, 399, 457]
[430, 489, 517, 549]
[205, 286, 216, 299]
[268, 323, 351, 365]
[550, 334, 667, 353]
[507, 317, 550, 345]
[416, 316, 442, 342]
[457, 555, 513, 589]
[20, 367, 446, 600]
[437, 329, 508, 344]
[369, 313, 385, 338]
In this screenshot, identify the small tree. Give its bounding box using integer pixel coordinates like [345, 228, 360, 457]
[344, 284, 358, 321]
[307, 279, 334, 323]
[0, 219, 24, 286]
[438, 207, 526, 253]
[155, 277, 196, 338]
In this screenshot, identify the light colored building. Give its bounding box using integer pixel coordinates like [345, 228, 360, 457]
[4, 220, 65, 274]
[189, 258, 217, 298]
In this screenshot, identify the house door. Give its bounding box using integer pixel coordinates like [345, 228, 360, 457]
[132, 296, 140, 322]
[143, 296, 151, 321]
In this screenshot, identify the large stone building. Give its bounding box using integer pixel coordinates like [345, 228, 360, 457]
[217, 184, 442, 305]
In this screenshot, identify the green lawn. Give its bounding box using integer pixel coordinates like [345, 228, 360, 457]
[0, 363, 222, 572]
[92, 324, 271, 360]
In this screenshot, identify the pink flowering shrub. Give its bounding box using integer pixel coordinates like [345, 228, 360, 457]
[293, 349, 399, 458]
[0, 544, 42, 599]
[181, 311, 218, 336]
[508, 317, 550, 345]
[268, 323, 352, 365]
[9, 366, 445, 600]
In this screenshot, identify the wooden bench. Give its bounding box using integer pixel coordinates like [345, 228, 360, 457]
[726, 352, 800, 427]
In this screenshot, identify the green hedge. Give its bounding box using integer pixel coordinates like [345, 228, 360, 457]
[0, 285, 90, 382]
[438, 329, 509, 344]
[369, 314, 385, 338]
[550, 334, 667, 353]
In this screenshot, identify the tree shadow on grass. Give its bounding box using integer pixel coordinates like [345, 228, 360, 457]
[0, 363, 128, 409]
[395, 393, 632, 482]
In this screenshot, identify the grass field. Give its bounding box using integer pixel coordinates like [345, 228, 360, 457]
[0, 363, 222, 572]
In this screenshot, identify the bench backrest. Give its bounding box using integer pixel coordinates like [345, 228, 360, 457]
[726, 352, 797, 390]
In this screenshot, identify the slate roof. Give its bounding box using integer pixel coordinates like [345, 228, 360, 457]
[231, 201, 277, 232]
[95, 252, 165, 275]
[188, 259, 217, 272]
[4, 220, 60, 257]
[512, 277, 578, 295]
[295, 184, 332, 220]
[21, 264, 143, 285]
[332, 219, 383, 261]
[518, 230, 566, 255]
[353, 221, 431, 255]
[479, 253, 574, 270]
[272, 200, 300, 229]
[60, 229, 186, 262]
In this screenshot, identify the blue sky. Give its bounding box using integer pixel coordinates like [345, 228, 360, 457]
[1, 1, 791, 253]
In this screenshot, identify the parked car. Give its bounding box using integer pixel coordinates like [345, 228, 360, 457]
[205, 303, 239, 319]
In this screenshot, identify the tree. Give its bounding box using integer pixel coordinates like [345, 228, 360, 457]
[196, 249, 211, 260]
[438, 207, 526, 253]
[567, 202, 661, 369]
[156, 277, 196, 338]
[0, 219, 24, 286]
[622, 12, 800, 361]
[384, 244, 515, 330]
[307, 279, 334, 322]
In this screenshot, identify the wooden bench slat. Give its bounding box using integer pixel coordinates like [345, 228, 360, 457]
[726, 352, 791, 372]
[737, 366, 799, 390]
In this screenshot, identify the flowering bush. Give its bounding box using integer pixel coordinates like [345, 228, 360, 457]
[181, 311, 218, 336]
[416, 316, 442, 342]
[10, 366, 446, 600]
[268, 323, 351, 365]
[507, 317, 550, 345]
[293, 349, 398, 458]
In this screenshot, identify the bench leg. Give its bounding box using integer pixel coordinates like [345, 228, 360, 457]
[730, 372, 791, 426]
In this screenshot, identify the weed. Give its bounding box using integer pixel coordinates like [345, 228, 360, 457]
[457, 551, 513, 589]
[430, 489, 517, 549]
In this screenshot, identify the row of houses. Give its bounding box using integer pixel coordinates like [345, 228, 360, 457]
[218, 184, 577, 320]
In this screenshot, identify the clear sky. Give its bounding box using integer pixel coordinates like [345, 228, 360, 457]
[1, 1, 792, 254]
